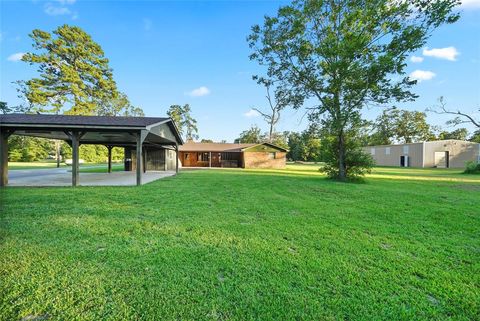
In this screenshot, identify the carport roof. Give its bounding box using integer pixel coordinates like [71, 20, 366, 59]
[0, 113, 183, 146]
[0, 113, 169, 128]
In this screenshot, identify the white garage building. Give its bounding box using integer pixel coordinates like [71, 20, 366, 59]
[365, 140, 480, 168]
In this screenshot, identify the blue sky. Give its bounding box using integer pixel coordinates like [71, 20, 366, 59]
[1, 0, 479, 142]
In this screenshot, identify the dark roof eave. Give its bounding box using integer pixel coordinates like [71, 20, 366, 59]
[0, 123, 146, 130]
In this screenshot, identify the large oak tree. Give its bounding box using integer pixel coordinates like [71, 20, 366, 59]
[248, 0, 459, 180]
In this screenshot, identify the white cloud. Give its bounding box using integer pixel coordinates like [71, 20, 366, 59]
[186, 86, 211, 97]
[460, 0, 480, 9]
[410, 56, 424, 63]
[44, 3, 71, 15]
[409, 70, 436, 82]
[243, 109, 260, 118]
[143, 18, 152, 31]
[7, 52, 25, 62]
[44, 1, 77, 18]
[423, 47, 459, 61]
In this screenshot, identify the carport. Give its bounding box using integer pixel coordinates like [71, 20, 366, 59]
[0, 114, 183, 187]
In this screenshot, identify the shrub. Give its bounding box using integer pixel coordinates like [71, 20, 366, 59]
[319, 135, 374, 181]
[464, 161, 480, 174]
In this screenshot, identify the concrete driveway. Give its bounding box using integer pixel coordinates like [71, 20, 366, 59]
[8, 168, 176, 186]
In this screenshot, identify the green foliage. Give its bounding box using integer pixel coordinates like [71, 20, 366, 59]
[8, 136, 54, 162]
[369, 108, 435, 144]
[320, 129, 374, 180]
[438, 128, 469, 141]
[235, 125, 262, 143]
[200, 139, 214, 143]
[248, 0, 459, 180]
[368, 108, 398, 145]
[395, 110, 435, 143]
[61, 143, 124, 163]
[167, 104, 198, 141]
[235, 126, 288, 148]
[9, 26, 141, 163]
[20, 25, 119, 115]
[464, 161, 480, 174]
[268, 131, 289, 149]
[287, 124, 322, 162]
[0, 101, 11, 114]
[97, 92, 144, 116]
[470, 130, 480, 143]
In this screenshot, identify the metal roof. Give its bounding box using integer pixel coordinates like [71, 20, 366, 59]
[0, 113, 169, 128]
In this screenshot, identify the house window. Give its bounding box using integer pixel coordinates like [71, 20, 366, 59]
[403, 145, 409, 154]
[370, 148, 375, 155]
[198, 152, 210, 161]
[385, 147, 391, 155]
[268, 152, 276, 159]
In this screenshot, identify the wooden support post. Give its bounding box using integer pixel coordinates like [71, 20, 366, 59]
[209, 151, 212, 168]
[0, 130, 11, 187]
[175, 143, 179, 174]
[107, 145, 113, 173]
[143, 148, 147, 173]
[136, 133, 143, 186]
[164, 149, 167, 171]
[71, 131, 80, 187]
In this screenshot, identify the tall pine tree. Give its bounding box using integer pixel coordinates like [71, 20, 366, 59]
[21, 25, 119, 115]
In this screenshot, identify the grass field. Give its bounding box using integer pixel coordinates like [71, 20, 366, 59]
[78, 163, 124, 173]
[1, 165, 479, 320]
[7, 161, 68, 170]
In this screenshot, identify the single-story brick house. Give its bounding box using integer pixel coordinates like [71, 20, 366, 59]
[364, 140, 480, 168]
[179, 142, 287, 169]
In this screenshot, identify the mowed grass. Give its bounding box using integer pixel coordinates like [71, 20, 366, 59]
[7, 161, 67, 170]
[0, 165, 479, 320]
[78, 163, 124, 173]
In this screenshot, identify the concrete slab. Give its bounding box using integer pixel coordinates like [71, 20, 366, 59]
[7, 169, 176, 187]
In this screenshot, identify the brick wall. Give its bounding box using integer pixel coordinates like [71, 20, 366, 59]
[243, 152, 286, 169]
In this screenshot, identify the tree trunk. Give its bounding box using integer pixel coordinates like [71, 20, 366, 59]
[55, 140, 61, 168]
[338, 132, 347, 181]
[269, 122, 274, 142]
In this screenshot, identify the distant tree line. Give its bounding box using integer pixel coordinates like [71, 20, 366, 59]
[235, 106, 480, 164]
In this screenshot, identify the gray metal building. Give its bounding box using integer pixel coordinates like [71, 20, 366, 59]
[365, 140, 480, 168]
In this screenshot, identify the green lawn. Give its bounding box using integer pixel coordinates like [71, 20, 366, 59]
[1, 165, 479, 320]
[7, 161, 67, 170]
[78, 163, 124, 173]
